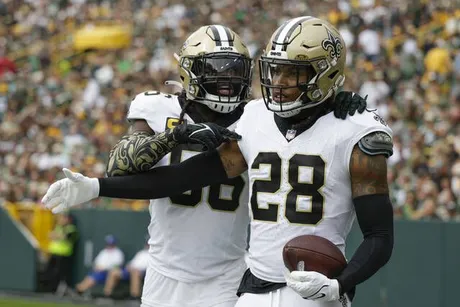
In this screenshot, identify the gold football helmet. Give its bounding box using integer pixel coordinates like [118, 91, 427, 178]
[259, 16, 346, 117]
[177, 25, 253, 113]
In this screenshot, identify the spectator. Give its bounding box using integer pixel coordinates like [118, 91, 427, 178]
[398, 191, 417, 220]
[359, 70, 390, 109]
[103, 243, 149, 300]
[357, 23, 381, 63]
[0, 0, 457, 218]
[39, 213, 78, 292]
[75, 235, 124, 294]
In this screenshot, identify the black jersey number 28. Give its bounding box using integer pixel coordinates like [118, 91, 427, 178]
[250, 152, 325, 225]
[168, 145, 244, 211]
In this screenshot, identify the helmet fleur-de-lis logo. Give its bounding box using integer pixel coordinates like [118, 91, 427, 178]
[321, 28, 343, 60]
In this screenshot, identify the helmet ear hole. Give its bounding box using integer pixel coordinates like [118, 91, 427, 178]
[328, 70, 339, 80]
[298, 83, 309, 92]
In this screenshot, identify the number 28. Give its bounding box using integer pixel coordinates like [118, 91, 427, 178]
[251, 152, 326, 225]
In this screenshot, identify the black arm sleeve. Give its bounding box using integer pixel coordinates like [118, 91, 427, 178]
[98, 150, 229, 199]
[336, 194, 394, 294]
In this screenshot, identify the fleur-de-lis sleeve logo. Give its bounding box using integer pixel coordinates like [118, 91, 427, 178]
[321, 28, 343, 60]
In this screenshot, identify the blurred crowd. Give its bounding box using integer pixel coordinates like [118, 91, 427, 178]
[0, 0, 458, 219]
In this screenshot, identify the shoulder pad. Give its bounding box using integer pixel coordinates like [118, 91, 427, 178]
[131, 91, 176, 105]
[128, 90, 178, 121]
[242, 98, 265, 111]
[358, 131, 393, 158]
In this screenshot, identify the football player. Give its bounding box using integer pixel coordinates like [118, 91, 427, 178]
[42, 19, 379, 307]
[105, 25, 252, 307]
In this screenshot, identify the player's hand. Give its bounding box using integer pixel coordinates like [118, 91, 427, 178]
[41, 168, 100, 214]
[172, 122, 241, 151]
[333, 91, 367, 120]
[285, 271, 340, 302]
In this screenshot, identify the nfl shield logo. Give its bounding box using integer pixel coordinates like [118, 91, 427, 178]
[286, 129, 297, 141]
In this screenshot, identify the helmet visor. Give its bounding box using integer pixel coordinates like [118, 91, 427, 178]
[259, 56, 319, 112]
[189, 53, 252, 100]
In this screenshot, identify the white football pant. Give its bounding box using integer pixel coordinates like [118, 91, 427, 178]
[235, 286, 351, 307]
[140, 258, 246, 307]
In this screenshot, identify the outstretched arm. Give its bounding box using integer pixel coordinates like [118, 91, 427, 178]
[99, 139, 247, 199]
[42, 139, 247, 213]
[106, 119, 240, 176]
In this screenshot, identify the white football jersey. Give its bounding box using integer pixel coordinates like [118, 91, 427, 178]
[127, 91, 250, 282]
[235, 99, 393, 283]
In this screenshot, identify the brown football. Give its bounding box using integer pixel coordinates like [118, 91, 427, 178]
[283, 235, 347, 278]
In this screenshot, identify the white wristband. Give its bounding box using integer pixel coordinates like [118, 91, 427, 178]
[90, 178, 100, 198]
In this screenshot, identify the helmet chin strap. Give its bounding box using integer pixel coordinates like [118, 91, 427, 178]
[273, 89, 334, 118]
[276, 108, 302, 118]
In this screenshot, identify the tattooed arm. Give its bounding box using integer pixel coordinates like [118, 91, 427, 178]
[106, 120, 178, 177]
[217, 140, 248, 178]
[106, 115, 246, 176]
[349, 144, 389, 197]
[93, 139, 246, 200]
[335, 144, 394, 296]
[95, 138, 247, 199]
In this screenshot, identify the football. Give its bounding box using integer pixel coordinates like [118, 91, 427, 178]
[283, 235, 347, 278]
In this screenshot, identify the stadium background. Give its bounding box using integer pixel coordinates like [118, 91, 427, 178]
[0, 0, 458, 306]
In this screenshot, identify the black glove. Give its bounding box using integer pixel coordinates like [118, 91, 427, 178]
[172, 122, 241, 151]
[333, 91, 368, 120]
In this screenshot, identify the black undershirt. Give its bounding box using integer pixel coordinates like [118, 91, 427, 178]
[237, 269, 356, 301]
[273, 101, 333, 142]
[237, 269, 286, 296]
